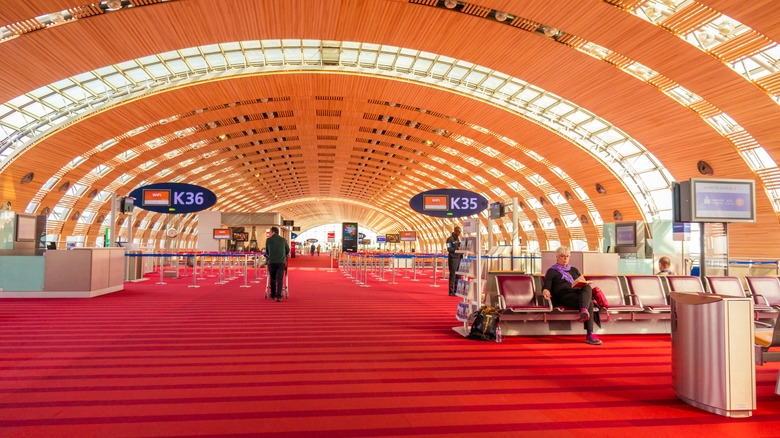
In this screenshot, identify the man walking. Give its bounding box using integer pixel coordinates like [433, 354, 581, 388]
[446, 226, 462, 296]
[266, 226, 290, 302]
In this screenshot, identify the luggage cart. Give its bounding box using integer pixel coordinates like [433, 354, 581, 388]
[265, 259, 289, 299]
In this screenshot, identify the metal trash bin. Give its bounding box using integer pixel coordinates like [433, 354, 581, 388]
[671, 292, 756, 417]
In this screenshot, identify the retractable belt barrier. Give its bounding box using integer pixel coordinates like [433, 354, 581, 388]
[125, 252, 267, 287]
[336, 252, 451, 288]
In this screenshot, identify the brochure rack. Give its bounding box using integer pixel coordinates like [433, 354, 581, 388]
[453, 223, 483, 337]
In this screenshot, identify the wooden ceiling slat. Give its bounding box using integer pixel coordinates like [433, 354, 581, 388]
[660, 3, 721, 36]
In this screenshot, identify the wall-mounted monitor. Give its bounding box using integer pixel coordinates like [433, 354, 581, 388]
[213, 228, 231, 240]
[615, 222, 637, 247]
[142, 189, 171, 206]
[674, 178, 756, 223]
[489, 202, 505, 219]
[15, 214, 36, 242]
[385, 234, 400, 243]
[400, 231, 416, 241]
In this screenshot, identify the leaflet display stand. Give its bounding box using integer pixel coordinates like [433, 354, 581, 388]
[453, 219, 482, 337]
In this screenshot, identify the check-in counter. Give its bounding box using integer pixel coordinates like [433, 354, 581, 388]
[42, 248, 125, 297]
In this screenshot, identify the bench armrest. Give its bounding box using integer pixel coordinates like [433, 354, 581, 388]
[626, 293, 644, 308]
[752, 293, 771, 307]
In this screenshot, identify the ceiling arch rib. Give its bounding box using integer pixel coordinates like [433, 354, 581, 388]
[1, 39, 673, 228]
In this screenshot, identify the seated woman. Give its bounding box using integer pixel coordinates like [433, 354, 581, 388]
[541, 246, 602, 345]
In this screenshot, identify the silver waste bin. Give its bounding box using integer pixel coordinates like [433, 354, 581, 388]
[671, 292, 756, 417]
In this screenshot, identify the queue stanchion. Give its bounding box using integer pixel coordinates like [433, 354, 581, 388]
[189, 254, 200, 288]
[216, 255, 226, 285]
[240, 254, 251, 288]
[199, 254, 206, 280]
[354, 253, 363, 285]
[441, 256, 448, 280]
[329, 252, 334, 272]
[378, 255, 387, 282]
[209, 255, 216, 277]
[251, 254, 262, 284]
[403, 256, 409, 279]
[360, 253, 370, 287]
[411, 255, 420, 282]
[156, 254, 167, 285]
[430, 255, 440, 287]
[389, 255, 398, 285]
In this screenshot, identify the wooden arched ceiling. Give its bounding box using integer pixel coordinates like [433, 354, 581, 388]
[0, 0, 778, 257]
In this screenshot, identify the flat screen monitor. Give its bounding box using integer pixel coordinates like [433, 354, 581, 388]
[15, 214, 36, 241]
[121, 197, 135, 213]
[422, 195, 448, 211]
[376, 236, 386, 243]
[213, 228, 231, 240]
[385, 234, 400, 243]
[232, 232, 249, 241]
[615, 222, 636, 247]
[142, 189, 171, 206]
[489, 202, 504, 219]
[46, 241, 56, 250]
[400, 231, 416, 241]
[692, 178, 755, 222]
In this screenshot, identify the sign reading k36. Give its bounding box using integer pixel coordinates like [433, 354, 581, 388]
[409, 189, 489, 218]
[129, 182, 217, 214]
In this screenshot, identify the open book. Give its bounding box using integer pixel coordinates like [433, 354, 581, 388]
[572, 276, 592, 289]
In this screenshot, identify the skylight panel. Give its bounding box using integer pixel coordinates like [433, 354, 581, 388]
[117, 150, 138, 161]
[185, 56, 208, 70]
[82, 80, 109, 94]
[61, 85, 91, 101]
[226, 51, 245, 66]
[104, 74, 131, 88]
[1, 112, 28, 127]
[447, 66, 469, 80]
[430, 62, 450, 76]
[358, 50, 378, 66]
[263, 49, 284, 63]
[206, 53, 227, 67]
[125, 68, 152, 83]
[411, 58, 433, 72]
[41, 95, 70, 110]
[165, 59, 189, 73]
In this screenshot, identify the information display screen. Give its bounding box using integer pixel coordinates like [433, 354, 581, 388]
[615, 223, 636, 246]
[15, 214, 36, 241]
[400, 231, 416, 241]
[342, 222, 358, 252]
[692, 179, 755, 222]
[213, 228, 231, 240]
[376, 236, 386, 243]
[489, 202, 504, 219]
[385, 234, 400, 243]
[142, 189, 171, 206]
[423, 195, 448, 211]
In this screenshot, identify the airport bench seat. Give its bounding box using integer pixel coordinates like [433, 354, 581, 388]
[746, 276, 780, 310]
[495, 275, 552, 313]
[586, 275, 642, 313]
[665, 275, 705, 293]
[624, 275, 671, 313]
[707, 276, 774, 313]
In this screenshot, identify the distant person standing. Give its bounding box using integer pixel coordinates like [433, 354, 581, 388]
[266, 227, 290, 302]
[316, 244, 321, 256]
[310, 243, 315, 256]
[656, 256, 676, 275]
[446, 226, 462, 296]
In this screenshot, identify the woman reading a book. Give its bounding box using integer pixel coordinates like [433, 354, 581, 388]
[541, 246, 602, 345]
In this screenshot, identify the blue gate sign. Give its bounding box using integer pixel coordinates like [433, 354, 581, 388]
[128, 183, 217, 214]
[409, 189, 489, 218]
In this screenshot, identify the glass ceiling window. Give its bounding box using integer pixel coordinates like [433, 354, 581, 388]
[1, 39, 755, 225]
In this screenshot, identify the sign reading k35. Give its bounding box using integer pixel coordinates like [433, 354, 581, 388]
[409, 189, 489, 218]
[129, 182, 217, 214]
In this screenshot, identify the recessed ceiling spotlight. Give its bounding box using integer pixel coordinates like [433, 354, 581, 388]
[543, 26, 559, 37]
[445, 0, 457, 9]
[494, 11, 508, 22]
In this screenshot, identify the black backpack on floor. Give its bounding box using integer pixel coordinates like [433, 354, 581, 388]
[467, 306, 500, 341]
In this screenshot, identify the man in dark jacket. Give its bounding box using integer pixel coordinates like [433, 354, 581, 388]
[446, 226, 462, 296]
[266, 226, 290, 302]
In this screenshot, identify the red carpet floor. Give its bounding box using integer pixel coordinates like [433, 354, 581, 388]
[1, 254, 779, 437]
